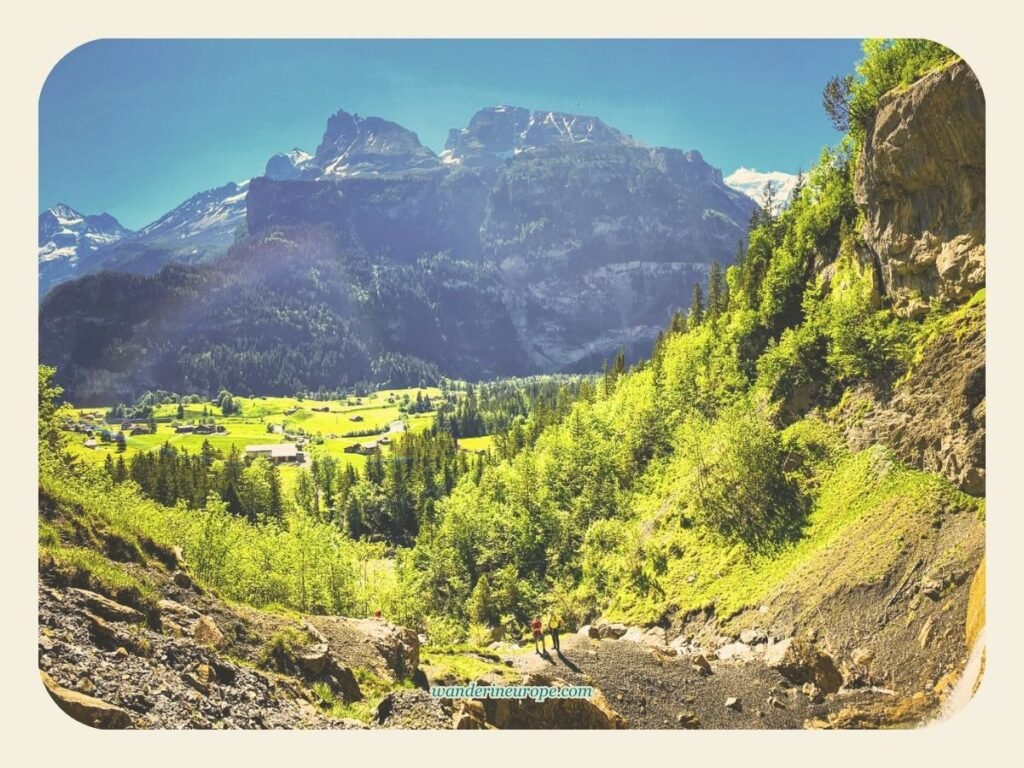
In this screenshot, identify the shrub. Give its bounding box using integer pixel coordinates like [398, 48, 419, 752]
[678, 401, 807, 548]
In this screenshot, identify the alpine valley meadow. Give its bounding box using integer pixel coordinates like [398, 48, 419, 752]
[37, 39, 985, 730]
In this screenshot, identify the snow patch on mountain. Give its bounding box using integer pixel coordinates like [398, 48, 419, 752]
[724, 168, 800, 211]
[38, 205, 130, 266]
[136, 180, 250, 246]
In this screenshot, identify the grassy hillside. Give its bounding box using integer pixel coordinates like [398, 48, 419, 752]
[391, 39, 976, 637]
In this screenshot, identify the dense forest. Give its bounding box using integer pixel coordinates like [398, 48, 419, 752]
[40, 40, 976, 647]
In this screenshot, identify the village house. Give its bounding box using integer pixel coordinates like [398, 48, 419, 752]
[343, 441, 380, 456]
[244, 443, 303, 465]
[175, 425, 196, 434]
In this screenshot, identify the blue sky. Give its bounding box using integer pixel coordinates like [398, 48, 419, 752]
[40, 39, 864, 229]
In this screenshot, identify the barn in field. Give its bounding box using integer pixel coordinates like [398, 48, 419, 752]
[244, 443, 303, 464]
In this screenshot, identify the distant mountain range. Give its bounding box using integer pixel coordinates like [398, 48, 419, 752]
[40, 105, 758, 402]
[38, 182, 249, 296]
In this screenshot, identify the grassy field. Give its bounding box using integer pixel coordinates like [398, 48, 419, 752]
[457, 435, 495, 452]
[65, 387, 446, 477]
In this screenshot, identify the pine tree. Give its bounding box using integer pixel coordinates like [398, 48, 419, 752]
[689, 283, 705, 326]
[707, 261, 724, 320]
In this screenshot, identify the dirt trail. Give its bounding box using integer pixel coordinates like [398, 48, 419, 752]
[502, 633, 893, 729]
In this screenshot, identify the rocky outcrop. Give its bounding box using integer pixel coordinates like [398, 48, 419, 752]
[855, 60, 984, 317]
[763, 638, 843, 694]
[374, 689, 454, 729]
[39, 585, 351, 729]
[308, 616, 420, 681]
[41, 670, 133, 729]
[475, 675, 627, 729]
[838, 297, 985, 495]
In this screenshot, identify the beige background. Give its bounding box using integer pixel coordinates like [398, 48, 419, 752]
[1, 0, 1018, 762]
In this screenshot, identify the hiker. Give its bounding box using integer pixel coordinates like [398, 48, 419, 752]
[547, 611, 563, 652]
[531, 616, 546, 654]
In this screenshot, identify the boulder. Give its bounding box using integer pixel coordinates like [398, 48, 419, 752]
[579, 625, 600, 639]
[689, 654, 713, 676]
[68, 588, 144, 624]
[157, 598, 201, 624]
[326, 662, 363, 703]
[594, 622, 628, 640]
[84, 611, 128, 650]
[452, 700, 488, 730]
[192, 615, 227, 649]
[480, 675, 627, 729]
[315, 617, 420, 680]
[739, 628, 767, 645]
[41, 671, 133, 729]
[676, 711, 701, 729]
[851, 647, 875, 667]
[725, 697, 742, 711]
[764, 638, 843, 694]
[296, 643, 330, 676]
[716, 642, 754, 661]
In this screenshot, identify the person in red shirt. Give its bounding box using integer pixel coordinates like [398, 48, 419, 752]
[531, 616, 546, 654]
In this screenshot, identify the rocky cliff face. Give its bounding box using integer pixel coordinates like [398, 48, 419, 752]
[855, 60, 985, 318]
[837, 297, 985, 495]
[245, 105, 753, 374]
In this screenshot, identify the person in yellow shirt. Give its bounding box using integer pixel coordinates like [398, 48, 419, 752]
[546, 611, 563, 653]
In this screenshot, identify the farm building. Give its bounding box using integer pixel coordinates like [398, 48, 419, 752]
[312, 406, 330, 413]
[244, 443, 303, 464]
[349, 415, 364, 422]
[175, 425, 195, 434]
[83, 438, 97, 449]
[343, 441, 380, 456]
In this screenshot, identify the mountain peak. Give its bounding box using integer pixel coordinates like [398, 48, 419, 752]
[312, 109, 440, 178]
[265, 148, 314, 181]
[441, 105, 640, 167]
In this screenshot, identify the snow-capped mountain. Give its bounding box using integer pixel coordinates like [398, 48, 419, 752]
[264, 110, 444, 181]
[440, 106, 640, 168]
[43, 103, 757, 401]
[136, 180, 249, 248]
[38, 205, 132, 294]
[724, 167, 800, 212]
[38, 204, 131, 265]
[39, 182, 251, 296]
[265, 148, 314, 181]
[312, 110, 442, 178]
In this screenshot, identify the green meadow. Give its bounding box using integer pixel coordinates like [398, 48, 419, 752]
[66, 387, 445, 475]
